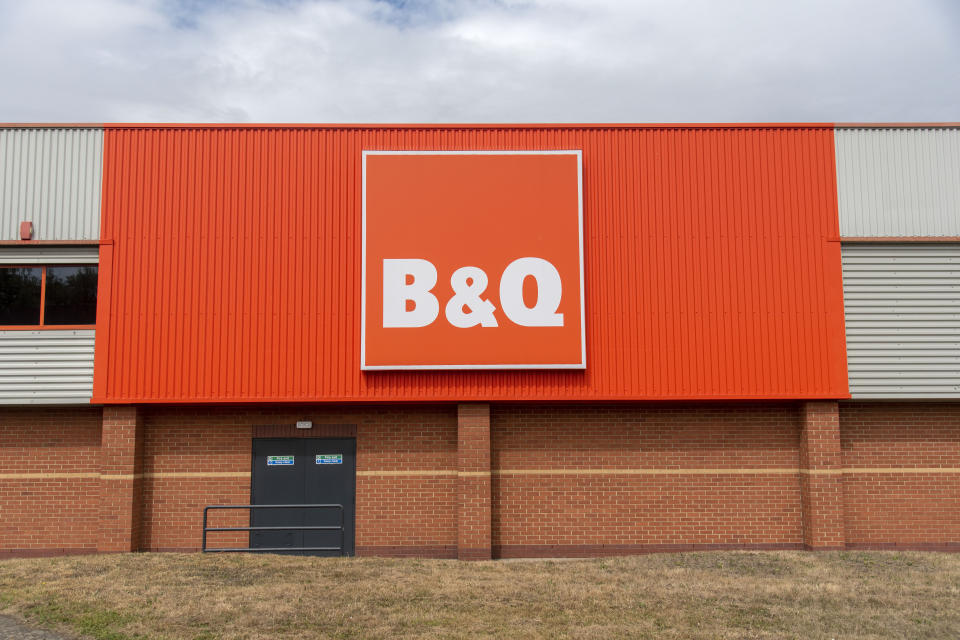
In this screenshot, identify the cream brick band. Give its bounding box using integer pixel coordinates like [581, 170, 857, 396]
[0, 472, 251, 480]
[3, 468, 960, 481]
[0, 472, 100, 480]
[357, 467, 960, 477]
[357, 470, 458, 477]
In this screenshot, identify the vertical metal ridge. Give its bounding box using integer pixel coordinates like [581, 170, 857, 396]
[93, 126, 847, 402]
[836, 127, 960, 237]
[0, 127, 103, 240]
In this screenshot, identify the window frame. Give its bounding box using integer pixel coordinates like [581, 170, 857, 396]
[0, 263, 98, 330]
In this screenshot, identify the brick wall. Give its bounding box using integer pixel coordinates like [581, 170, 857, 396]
[2, 401, 959, 558]
[457, 404, 492, 560]
[357, 406, 458, 557]
[140, 409, 252, 551]
[139, 405, 458, 555]
[800, 401, 845, 549]
[0, 407, 102, 556]
[840, 402, 960, 550]
[491, 404, 805, 556]
[100, 406, 144, 552]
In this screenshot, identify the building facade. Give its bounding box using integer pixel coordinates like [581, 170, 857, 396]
[0, 123, 957, 559]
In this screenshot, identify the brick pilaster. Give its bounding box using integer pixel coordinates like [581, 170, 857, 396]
[99, 405, 144, 552]
[799, 401, 845, 550]
[457, 403, 491, 560]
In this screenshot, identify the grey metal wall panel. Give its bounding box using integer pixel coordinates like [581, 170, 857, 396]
[0, 245, 98, 264]
[843, 244, 960, 398]
[0, 127, 103, 241]
[835, 127, 960, 237]
[0, 330, 95, 404]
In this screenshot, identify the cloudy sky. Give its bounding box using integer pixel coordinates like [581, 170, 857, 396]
[0, 0, 957, 123]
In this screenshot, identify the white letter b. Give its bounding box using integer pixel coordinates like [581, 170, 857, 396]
[382, 259, 440, 328]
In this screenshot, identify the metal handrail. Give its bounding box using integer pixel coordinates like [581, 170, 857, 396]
[202, 504, 345, 554]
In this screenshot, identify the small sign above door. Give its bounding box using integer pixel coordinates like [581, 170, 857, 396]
[267, 455, 295, 466]
[316, 454, 343, 465]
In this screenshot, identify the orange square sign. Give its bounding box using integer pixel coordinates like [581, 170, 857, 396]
[362, 151, 585, 369]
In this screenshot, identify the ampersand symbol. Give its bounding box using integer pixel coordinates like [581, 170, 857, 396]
[445, 266, 499, 328]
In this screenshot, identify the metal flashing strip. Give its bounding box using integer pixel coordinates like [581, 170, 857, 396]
[840, 237, 960, 243]
[0, 245, 99, 264]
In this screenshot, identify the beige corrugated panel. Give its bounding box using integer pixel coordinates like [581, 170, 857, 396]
[0, 330, 96, 404]
[843, 244, 960, 398]
[835, 127, 960, 237]
[0, 127, 103, 241]
[0, 245, 98, 264]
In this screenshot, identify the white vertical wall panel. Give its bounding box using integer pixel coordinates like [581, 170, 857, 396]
[835, 127, 960, 237]
[0, 127, 103, 241]
[0, 330, 96, 404]
[843, 244, 960, 398]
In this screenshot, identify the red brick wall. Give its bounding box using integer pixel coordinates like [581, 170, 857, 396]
[100, 406, 145, 552]
[356, 406, 458, 557]
[140, 409, 252, 551]
[799, 401, 845, 549]
[139, 405, 458, 555]
[490, 404, 805, 556]
[3, 401, 960, 558]
[457, 404, 492, 560]
[840, 402, 960, 549]
[0, 407, 102, 556]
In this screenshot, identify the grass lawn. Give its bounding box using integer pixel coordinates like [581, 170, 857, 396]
[0, 551, 958, 639]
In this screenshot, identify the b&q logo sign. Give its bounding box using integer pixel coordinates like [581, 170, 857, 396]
[362, 151, 585, 369]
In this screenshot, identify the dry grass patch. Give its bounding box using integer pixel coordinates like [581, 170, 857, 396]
[0, 551, 958, 639]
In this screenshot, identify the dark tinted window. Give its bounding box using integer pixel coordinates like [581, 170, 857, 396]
[44, 266, 98, 325]
[0, 267, 42, 325]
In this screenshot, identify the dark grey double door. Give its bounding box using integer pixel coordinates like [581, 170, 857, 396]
[250, 438, 356, 556]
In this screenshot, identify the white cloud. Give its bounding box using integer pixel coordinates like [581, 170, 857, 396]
[0, 0, 956, 122]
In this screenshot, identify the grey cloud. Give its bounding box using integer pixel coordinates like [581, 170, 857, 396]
[0, 0, 956, 122]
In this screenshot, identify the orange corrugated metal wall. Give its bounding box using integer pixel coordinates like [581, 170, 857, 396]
[92, 125, 848, 402]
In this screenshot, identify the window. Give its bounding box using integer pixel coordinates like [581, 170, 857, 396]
[0, 265, 98, 327]
[0, 267, 42, 325]
[44, 266, 98, 325]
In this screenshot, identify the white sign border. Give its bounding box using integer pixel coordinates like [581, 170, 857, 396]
[361, 149, 586, 371]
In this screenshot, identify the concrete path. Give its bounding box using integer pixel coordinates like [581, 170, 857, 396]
[0, 615, 78, 639]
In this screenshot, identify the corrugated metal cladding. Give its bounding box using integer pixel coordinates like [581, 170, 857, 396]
[0, 330, 96, 404]
[843, 244, 960, 398]
[835, 127, 960, 237]
[0, 245, 98, 264]
[0, 127, 103, 241]
[0, 247, 98, 404]
[94, 126, 848, 403]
